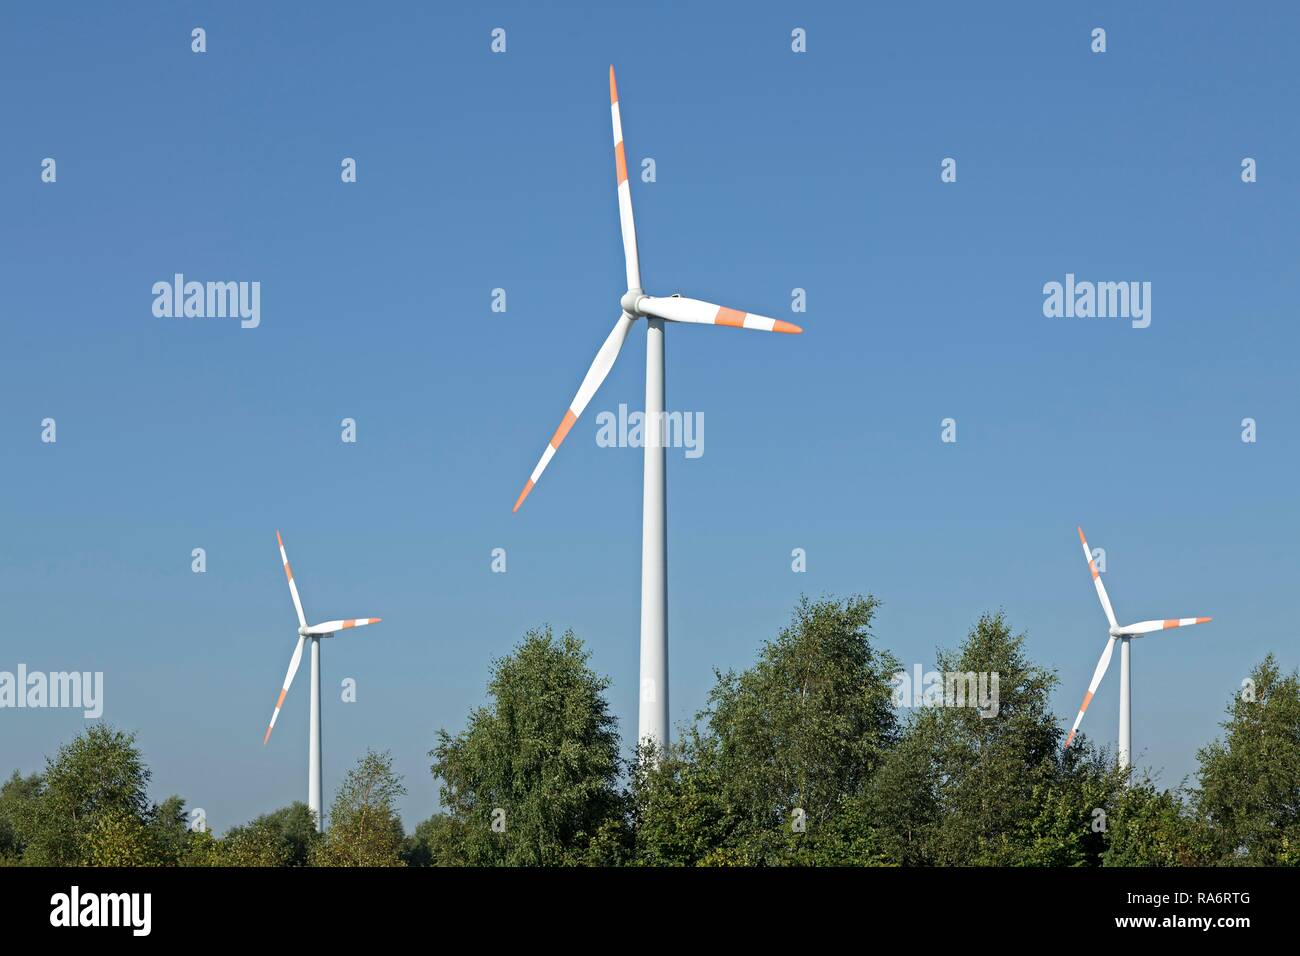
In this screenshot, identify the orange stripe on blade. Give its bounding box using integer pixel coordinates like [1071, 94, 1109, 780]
[1088, 561, 1099, 580]
[1081, 691, 1093, 710]
[609, 65, 618, 105]
[550, 409, 578, 449]
[276, 688, 287, 708]
[1163, 619, 1179, 629]
[615, 142, 628, 184]
[772, 319, 803, 334]
[513, 479, 535, 513]
[1196, 617, 1211, 624]
[343, 620, 356, 628]
[715, 307, 746, 328]
[284, 562, 293, 582]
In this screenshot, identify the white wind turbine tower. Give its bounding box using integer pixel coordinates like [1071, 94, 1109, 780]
[262, 531, 381, 831]
[512, 67, 803, 754]
[1064, 526, 1211, 769]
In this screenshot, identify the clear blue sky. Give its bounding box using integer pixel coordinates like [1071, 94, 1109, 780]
[2, 1, 1297, 829]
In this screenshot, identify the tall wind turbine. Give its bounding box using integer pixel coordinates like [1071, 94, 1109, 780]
[1064, 526, 1210, 768]
[263, 530, 381, 830]
[512, 67, 803, 753]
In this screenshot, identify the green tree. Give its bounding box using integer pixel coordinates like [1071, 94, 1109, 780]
[0, 771, 43, 865]
[403, 813, 472, 867]
[1195, 655, 1300, 865]
[430, 627, 624, 865]
[214, 803, 320, 866]
[630, 595, 898, 865]
[872, 612, 1117, 866]
[1102, 781, 1210, 866]
[23, 725, 153, 866]
[312, 751, 406, 867]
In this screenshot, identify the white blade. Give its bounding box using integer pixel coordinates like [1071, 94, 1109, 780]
[609, 66, 641, 291]
[1117, 616, 1212, 636]
[263, 635, 305, 745]
[305, 617, 382, 636]
[1076, 526, 1117, 630]
[276, 530, 307, 629]
[636, 295, 803, 334]
[513, 312, 635, 512]
[1063, 636, 1116, 749]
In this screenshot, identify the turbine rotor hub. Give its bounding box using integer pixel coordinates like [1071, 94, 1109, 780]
[620, 289, 646, 316]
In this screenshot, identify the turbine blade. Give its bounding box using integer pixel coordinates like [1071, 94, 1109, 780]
[263, 635, 305, 745]
[513, 312, 634, 512]
[636, 295, 803, 334]
[1117, 617, 1212, 636]
[1077, 526, 1118, 630]
[1063, 636, 1116, 749]
[276, 530, 307, 629]
[305, 617, 382, 635]
[609, 66, 641, 291]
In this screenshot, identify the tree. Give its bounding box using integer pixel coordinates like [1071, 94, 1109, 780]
[312, 751, 406, 867]
[403, 813, 471, 866]
[1102, 781, 1210, 867]
[23, 725, 153, 866]
[0, 771, 42, 864]
[871, 612, 1118, 866]
[216, 802, 320, 867]
[430, 627, 624, 865]
[628, 595, 898, 865]
[1195, 655, 1300, 865]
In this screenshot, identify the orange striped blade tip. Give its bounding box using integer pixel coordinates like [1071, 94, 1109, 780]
[263, 724, 273, 745]
[609, 65, 618, 104]
[276, 529, 284, 548]
[773, 319, 803, 334]
[513, 479, 535, 513]
[551, 410, 578, 449]
[1063, 730, 1076, 749]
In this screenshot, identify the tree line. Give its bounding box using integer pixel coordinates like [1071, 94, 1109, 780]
[2, 595, 1297, 866]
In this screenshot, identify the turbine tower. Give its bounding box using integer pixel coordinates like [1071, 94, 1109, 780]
[512, 67, 803, 754]
[1064, 526, 1211, 768]
[263, 531, 381, 830]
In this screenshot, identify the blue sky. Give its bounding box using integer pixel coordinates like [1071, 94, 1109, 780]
[2, 1, 1297, 829]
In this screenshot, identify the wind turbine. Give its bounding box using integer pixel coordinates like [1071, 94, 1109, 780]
[511, 66, 803, 754]
[262, 530, 381, 831]
[1064, 526, 1210, 768]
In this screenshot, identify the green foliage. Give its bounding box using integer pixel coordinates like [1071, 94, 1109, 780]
[218, 802, 320, 867]
[3, 599, 1297, 869]
[430, 627, 624, 865]
[1102, 780, 1211, 866]
[1194, 655, 1300, 865]
[0, 771, 42, 864]
[22, 725, 153, 866]
[404, 813, 473, 866]
[313, 751, 407, 867]
[870, 612, 1119, 866]
[631, 595, 898, 865]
